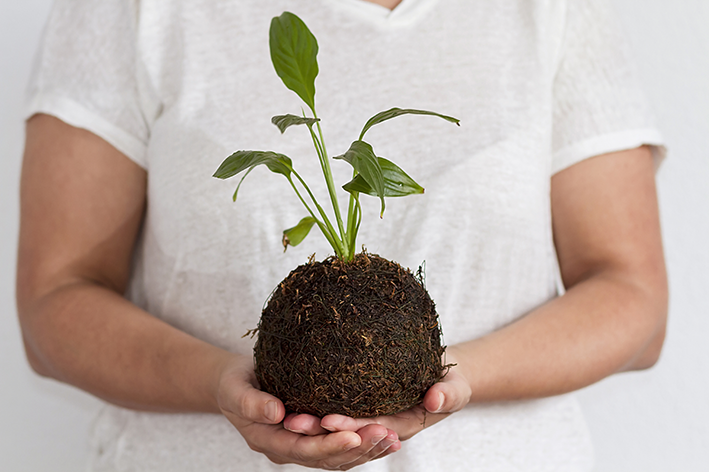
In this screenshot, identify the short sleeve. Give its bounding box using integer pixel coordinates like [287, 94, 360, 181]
[25, 0, 155, 169]
[551, 0, 666, 174]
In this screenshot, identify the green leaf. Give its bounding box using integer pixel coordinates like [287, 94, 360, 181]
[271, 114, 320, 134]
[359, 108, 460, 140]
[282, 216, 317, 251]
[213, 150, 293, 201]
[334, 141, 385, 216]
[269, 12, 319, 111]
[343, 157, 424, 197]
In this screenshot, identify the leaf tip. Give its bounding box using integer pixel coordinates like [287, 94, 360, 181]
[282, 233, 290, 252]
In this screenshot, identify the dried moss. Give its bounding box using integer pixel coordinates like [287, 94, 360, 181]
[254, 252, 445, 417]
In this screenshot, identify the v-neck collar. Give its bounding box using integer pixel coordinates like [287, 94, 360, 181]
[327, 0, 439, 28]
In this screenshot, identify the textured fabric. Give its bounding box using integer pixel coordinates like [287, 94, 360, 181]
[26, 0, 664, 470]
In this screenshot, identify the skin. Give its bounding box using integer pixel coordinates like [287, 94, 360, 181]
[17, 109, 666, 469]
[289, 142, 668, 438]
[362, 0, 404, 10]
[17, 114, 400, 470]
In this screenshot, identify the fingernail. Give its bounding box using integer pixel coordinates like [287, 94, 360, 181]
[284, 425, 305, 434]
[381, 437, 396, 449]
[433, 392, 444, 413]
[265, 401, 278, 422]
[371, 434, 387, 446]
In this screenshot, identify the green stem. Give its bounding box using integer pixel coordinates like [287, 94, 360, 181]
[290, 170, 345, 257]
[345, 180, 359, 260]
[293, 171, 347, 257]
[346, 191, 356, 239]
[302, 123, 345, 256]
[291, 170, 336, 235]
[310, 111, 349, 257]
[349, 195, 362, 258]
[303, 115, 326, 167]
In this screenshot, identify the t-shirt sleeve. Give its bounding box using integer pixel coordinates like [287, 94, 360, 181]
[551, 0, 666, 174]
[25, 0, 155, 169]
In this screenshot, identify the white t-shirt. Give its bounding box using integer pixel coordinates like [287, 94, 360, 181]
[26, 0, 665, 470]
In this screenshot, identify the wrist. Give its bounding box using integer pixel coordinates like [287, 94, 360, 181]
[169, 337, 236, 414]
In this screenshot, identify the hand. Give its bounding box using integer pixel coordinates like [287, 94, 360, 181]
[285, 346, 472, 442]
[216, 354, 400, 470]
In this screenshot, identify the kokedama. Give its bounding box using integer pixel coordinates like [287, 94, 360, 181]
[213, 12, 459, 417]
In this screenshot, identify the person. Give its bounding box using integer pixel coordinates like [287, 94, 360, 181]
[16, 0, 667, 470]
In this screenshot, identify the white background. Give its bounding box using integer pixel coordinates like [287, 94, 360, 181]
[1, 1, 707, 470]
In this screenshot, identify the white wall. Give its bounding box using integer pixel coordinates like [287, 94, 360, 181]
[1, 1, 707, 471]
[575, 1, 709, 470]
[0, 2, 105, 471]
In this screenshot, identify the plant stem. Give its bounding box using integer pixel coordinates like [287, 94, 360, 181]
[310, 112, 349, 258]
[345, 169, 360, 261]
[346, 191, 356, 239]
[287, 175, 343, 257]
[303, 126, 346, 256]
[350, 195, 362, 258]
[291, 171, 337, 236]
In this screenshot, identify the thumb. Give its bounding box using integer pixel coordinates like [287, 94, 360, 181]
[217, 357, 285, 425]
[227, 381, 285, 425]
[423, 372, 471, 414]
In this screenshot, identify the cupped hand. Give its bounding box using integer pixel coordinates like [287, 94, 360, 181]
[216, 354, 400, 470]
[284, 347, 472, 442]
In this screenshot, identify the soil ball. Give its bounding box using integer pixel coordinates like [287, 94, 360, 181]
[254, 252, 446, 417]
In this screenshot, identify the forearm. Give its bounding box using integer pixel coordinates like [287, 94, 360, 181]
[296, 150, 668, 442]
[19, 279, 232, 413]
[449, 147, 668, 404]
[17, 116, 402, 469]
[451, 269, 666, 403]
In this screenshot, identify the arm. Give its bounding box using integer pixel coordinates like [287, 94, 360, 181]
[446, 146, 666, 402]
[17, 115, 225, 410]
[17, 114, 398, 469]
[296, 145, 667, 437]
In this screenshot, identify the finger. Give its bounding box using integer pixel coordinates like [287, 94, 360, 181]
[343, 429, 400, 468]
[321, 411, 425, 442]
[320, 414, 375, 433]
[221, 379, 285, 425]
[382, 437, 402, 455]
[241, 422, 363, 465]
[318, 424, 392, 470]
[284, 413, 329, 435]
[423, 370, 471, 414]
[370, 430, 401, 459]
